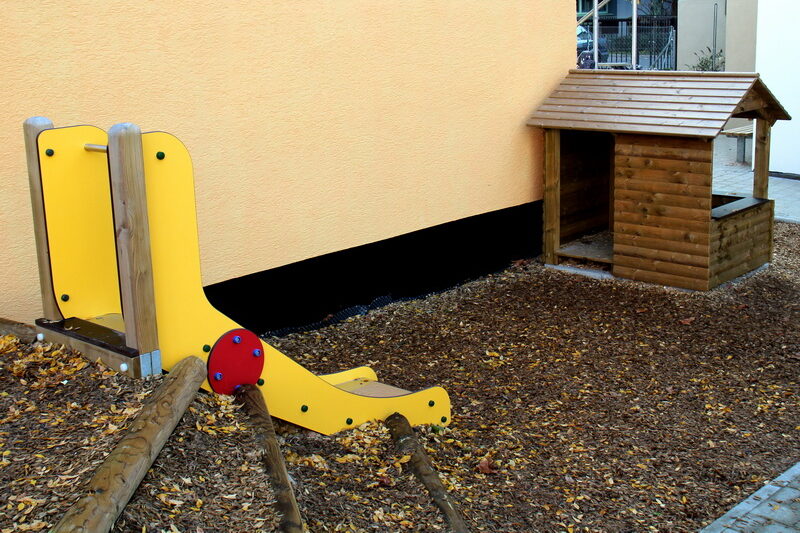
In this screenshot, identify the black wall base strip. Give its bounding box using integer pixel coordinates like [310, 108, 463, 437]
[203, 201, 543, 336]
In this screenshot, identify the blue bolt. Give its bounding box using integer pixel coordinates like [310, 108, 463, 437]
[253, 348, 262, 357]
[233, 335, 241, 344]
[214, 372, 223, 381]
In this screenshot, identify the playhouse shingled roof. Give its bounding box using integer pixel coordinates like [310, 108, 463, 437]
[527, 70, 790, 138]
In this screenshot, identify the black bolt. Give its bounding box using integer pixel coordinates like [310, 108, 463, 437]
[156, 151, 165, 160]
[45, 149, 54, 157]
[441, 416, 448, 423]
[202, 344, 211, 352]
[60, 294, 70, 302]
[428, 400, 435, 407]
[346, 417, 353, 425]
[301, 405, 308, 412]
[257, 378, 265, 386]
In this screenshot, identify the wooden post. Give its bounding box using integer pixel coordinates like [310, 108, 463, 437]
[51, 356, 207, 532]
[543, 129, 561, 264]
[108, 123, 159, 354]
[235, 385, 304, 533]
[753, 118, 771, 199]
[23, 117, 62, 321]
[386, 413, 470, 533]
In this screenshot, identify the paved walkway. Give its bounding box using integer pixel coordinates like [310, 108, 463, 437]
[713, 136, 800, 223]
[700, 136, 800, 531]
[701, 462, 800, 532]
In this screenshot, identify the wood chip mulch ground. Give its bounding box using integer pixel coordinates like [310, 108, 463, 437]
[2, 222, 799, 532]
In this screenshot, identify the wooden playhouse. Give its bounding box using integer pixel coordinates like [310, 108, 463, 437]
[528, 70, 790, 290]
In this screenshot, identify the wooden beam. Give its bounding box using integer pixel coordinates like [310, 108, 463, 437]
[23, 117, 62, 321]
[543, 129, 561, 265]
[51, 356, 206, 533]
[108, 123, 159, 354]
[753, 119, 771, 199]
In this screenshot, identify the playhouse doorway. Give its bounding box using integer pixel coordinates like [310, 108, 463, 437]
[555, 130, 614, 264]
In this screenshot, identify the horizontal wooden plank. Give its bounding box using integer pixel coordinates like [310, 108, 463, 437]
[614, 253, 709, 280]
[614, 211, 710, 232]
[567, 69, 757, 78]
[532, 110, 724, 129]
[562, 77, 753, 90]
[526, 118, 719, 137]
[615, 143, 713, 163]
[614, 221, 710, 245]
[546, 90, 741, 105]
[614, 232, 709, 257]
[615, 155, 712, 174]
[537, 104, 731, 121]
[555, 84, 747, 98]
[613, 264, 709, 291]
[614, 189, 712, 210]
[615, 177, 711, 197]
[615, 167, 711, 187]
[614, 243, 709, 268]
[542, 97, 737, 114]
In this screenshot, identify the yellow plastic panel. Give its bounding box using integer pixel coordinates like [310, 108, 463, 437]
[38, 126, 121, 320]
[141, 132, 450, 434]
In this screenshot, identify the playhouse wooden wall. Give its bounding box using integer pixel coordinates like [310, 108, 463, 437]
[612, 134, 714, 291]
[710, 200, 774, 287]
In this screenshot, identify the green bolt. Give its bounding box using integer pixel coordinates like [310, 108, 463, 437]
[60, 294, 70, 302]
[156, 151, 165, 160]
[346, 417, 353, 425]
[428, 400, 435, 407]
[45, 149, 54, 157]
[441, 416, 448, 423]
[202, 344, 211, 353]
[300, 405, 309, 413]
[257, 378, 265, 386]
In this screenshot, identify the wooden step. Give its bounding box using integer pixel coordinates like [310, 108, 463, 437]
[334, 378, 410, 398]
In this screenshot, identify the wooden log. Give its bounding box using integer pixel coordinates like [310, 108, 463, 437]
[614, 254, 709, 281]
[0, 317, 36, 343]
[615, 166, 711, 187]
[614, 221, 710, 245]
[543, 129, 560, 265]
[613, 265, 709, 291]
[51, 356, 206, 533]
[614, 211, 710, 233]
[615, 177, 710, 198]
[615, 155, 712, 175]
[23, 117, 62, 321]
[614, 188, 711, 211]
[386, 413, 470, 533]
[613, 243, 709, 268]
[614, 200, 710, 223]
[614, 233, 709, 257]
[234, 385, 303, 533]
[615, 143, 713, 162]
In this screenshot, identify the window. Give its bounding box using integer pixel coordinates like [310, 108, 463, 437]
[577, 0, 611, 15]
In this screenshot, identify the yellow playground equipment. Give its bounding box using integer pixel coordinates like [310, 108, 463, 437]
[23, 117, 450, 435]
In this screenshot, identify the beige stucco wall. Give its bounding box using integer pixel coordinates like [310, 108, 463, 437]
[677, 0, 726, 70]
[0, 1, 574, 324]
[724, 0, 757, 72]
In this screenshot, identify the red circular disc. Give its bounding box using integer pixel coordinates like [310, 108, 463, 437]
[207, 328, 265, 395]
